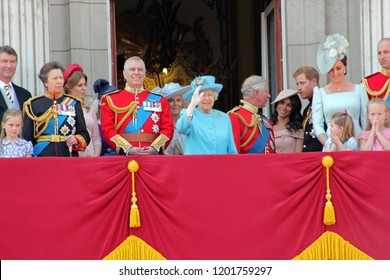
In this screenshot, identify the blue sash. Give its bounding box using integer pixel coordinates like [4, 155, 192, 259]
[123, 93, 162, 133]
[34, 98, 77, 156]
[247, 122, 270, 154]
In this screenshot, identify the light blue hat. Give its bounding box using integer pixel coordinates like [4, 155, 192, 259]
[152, 83, 191, 100]
[183, 76, 223, 102]
[317, 33, 349, 74]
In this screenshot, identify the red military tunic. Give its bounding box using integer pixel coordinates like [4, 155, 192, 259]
[100, 86, 174, 155]
[228, 100, 275, 154]
[363, 69, 390, 102]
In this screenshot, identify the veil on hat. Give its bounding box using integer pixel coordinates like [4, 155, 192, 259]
[317, 33, 349, 74]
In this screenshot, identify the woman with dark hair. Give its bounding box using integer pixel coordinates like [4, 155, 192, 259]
[313, 33, 368, 147]
[22, 61, 90, 157]
[271, 89, 304, 153]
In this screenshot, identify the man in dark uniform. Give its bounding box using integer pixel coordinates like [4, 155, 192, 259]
[363, 38, 390, 106]
[100, 56, 173, 155]
[0, 45, 31, 129]
[293, 66, 323, 152]
[228, 75, 275, 154]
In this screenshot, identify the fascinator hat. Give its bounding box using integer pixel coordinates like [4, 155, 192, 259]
[183, 75, 223, 102]
[152, 83, 191, 100]
[317, 33, 349, 74]
[64, 63, 84, 84]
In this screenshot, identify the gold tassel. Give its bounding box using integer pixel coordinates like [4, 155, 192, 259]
[128, 160, 140, 228]
[322, 156, 336, 226]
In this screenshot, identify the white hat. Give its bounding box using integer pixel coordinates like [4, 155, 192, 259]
[272, 89, 298, 104]
[317, 33, 349, 74]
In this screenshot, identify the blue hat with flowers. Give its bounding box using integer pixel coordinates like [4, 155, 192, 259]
[317, 33, 349, 74]
[183, 76, 223, 102]
[152, 82, 191, 100]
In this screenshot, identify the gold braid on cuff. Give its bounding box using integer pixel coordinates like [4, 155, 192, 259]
[75, 135, 88, 151]
[111, 134, 132, 154]
[151, 134, 169, 153]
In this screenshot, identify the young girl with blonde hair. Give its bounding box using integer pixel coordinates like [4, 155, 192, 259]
[0, 109, 33, 157]
[323, 111, 358, 151]
[358, 98, 390, 151]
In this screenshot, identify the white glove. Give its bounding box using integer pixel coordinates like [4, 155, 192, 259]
[186, 86, 204, 118]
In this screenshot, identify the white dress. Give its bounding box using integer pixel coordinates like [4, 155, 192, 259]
[312, 83, 368, 138]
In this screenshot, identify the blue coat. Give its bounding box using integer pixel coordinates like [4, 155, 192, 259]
[176, 108, 237, 155]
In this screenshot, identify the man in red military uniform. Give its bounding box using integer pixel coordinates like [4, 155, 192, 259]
[363, 38, 390, 106]
[100, 56, 173, 155]
[228, 75, 275, 154]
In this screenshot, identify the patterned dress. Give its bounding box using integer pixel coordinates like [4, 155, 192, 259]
[0, 138, 33, 157]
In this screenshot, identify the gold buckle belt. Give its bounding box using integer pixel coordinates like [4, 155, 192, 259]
[36, 135, 67, 143]
[120, 133, 157, 143]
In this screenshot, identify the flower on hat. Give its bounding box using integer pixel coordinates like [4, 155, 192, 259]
[323, 33, 349, 60]
[329, 49, 338, 58]
[194, 77, 206, 87]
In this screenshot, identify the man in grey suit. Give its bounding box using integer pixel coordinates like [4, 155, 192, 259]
[0, 45, 31, 129]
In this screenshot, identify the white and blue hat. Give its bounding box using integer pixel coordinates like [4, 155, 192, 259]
[152, 82, 191, 100]
[183, 76, 223, 102]
[317, 33, 349, 74]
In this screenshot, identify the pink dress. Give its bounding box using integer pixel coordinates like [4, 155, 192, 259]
[274, 128, 304, 153]
[357, 128, 390, 151]
[79, 107, 102, 157]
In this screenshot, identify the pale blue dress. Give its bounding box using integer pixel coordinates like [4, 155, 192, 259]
[312, 84, 368, 138]
[176, 108, 237, 155]
[323, 137, 358, 151]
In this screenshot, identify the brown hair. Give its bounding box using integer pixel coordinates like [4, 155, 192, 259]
[39, 61, 65, 84]
[64, 71, 88, 94]
[293, 66, 320, 84]
[331, 111, 354, 143]
[340, 56, 348, 75]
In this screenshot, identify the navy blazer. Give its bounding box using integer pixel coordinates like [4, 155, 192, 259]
[0, 83, 32, 128]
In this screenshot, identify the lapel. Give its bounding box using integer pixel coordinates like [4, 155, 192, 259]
[0, 86, 8, 112]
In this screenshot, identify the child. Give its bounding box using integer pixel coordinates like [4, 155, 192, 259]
[358, 98, 390, 151]
[0, 109, 33, 157]
[323, 111, 358, 151]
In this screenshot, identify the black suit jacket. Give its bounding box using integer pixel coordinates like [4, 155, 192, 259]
[0, 83, 32, 128]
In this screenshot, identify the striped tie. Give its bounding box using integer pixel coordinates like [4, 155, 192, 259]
[4, 84, 14, 103]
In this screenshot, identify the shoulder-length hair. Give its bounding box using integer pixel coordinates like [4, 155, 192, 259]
[270, 94, 303, 132]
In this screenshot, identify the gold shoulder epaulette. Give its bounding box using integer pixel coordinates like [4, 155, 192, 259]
[64, 93, 83, 103]
[227, 106, 240, 114]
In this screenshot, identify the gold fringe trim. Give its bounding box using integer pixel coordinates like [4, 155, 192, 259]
[103, 235, 166, 260]
[322, 156, 336, 225]
[293, 231, 374, 260]
[128, 160, 140, 228]
[363, 77, 390, 100]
